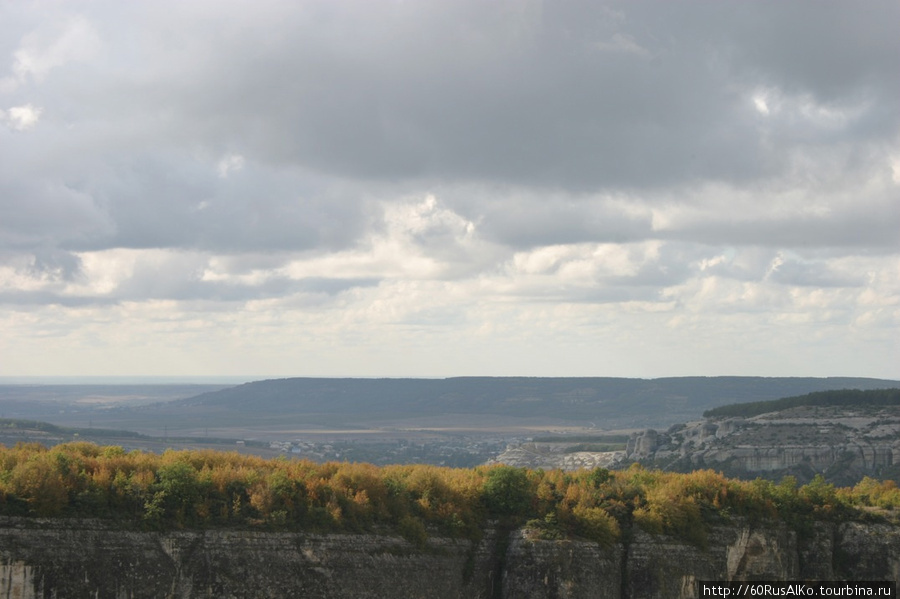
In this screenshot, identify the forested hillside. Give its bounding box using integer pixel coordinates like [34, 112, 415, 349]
[703, 388, 900, 418]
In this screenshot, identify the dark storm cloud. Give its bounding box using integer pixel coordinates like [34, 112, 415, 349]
[1, 0, 897, 260]
[135, 2, 743, 190]
[0, 143, 370, 256]
[108, 251, 380, 302]
[26, 247, 83, 281]
[473, 196, 653, 249]
[696, 1, 898, 103]
[84, 156, 367, 253]
[1, 0, 897, 305]
[0, 272, 379, 306]
[0, 178, 111, 250]
[115, 275, 378, 302]
[96, 0, 895, 191]
[663, 196, 900, 250]
[0, 290, 117, 307]
[768, 259, 866, 289]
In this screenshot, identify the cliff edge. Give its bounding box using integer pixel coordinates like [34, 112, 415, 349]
[2, 517, 898, 598]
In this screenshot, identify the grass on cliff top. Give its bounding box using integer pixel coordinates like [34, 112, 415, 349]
[703, 388, 900, 419]
[0, 442, 898, 548]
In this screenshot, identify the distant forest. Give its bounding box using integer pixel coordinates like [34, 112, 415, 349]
[703, 388, 900, 419]
[1, 442, 898, 548]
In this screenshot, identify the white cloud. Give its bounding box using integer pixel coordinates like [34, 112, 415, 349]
[752, 93, 770, 115]
[765, 253, 784, 279]
[216, 154, 245, 178]
[891, 154, 900, 185]
[3, 104, 42, 130]
[10, 15, 101, 85]
[277, 195, 489, 282]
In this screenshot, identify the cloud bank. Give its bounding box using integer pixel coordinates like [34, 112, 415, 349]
[1, 0, 898, 377]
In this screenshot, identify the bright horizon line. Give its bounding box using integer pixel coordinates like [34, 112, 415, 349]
[1, 374, 899, 386]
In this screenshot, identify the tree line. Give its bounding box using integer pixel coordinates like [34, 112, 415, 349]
[703, 388, 900, 419]
[1, 442, 898, 547]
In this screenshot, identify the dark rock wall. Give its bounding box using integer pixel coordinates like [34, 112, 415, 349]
[0, 518, 498, 599]
[501, 531, 623, 599]
[1, 518, 898, 599]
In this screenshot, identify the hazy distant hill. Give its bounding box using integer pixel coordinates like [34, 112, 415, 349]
[166, 376, 900, 430]
[0, 384, 232, 420]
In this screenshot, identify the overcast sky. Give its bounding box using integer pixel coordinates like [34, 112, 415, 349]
[1, 0, 898, 379]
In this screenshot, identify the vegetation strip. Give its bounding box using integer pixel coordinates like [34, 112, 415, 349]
[1, 442, 898, 548]
[703, 388, 900, 419]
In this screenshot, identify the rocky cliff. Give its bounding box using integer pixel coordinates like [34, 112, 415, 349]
[487, 443, 624, 471]
[624, 405, 900, 485]
[490, 401, 900, 485]
[2, 517, 898, 599]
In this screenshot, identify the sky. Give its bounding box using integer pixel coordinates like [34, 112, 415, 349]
[1, 0, 898, 379]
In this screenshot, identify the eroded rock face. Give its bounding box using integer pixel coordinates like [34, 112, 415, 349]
[487, 443, 624, 471]
[626, 526, 800, 599]
[627, 429, 660, 459]
[1, 518, 898, 599]
[0, 518, 499, 599]
[502, 530, 623, 599]
[835, 522, 900, 583]
[490, 407, 900, 483]
[624, 406, 900, 484]
[0, 560, 37, 599]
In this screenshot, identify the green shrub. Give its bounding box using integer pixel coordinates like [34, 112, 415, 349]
[483, 466, 531, 518]
[398, 515, 428, 547]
